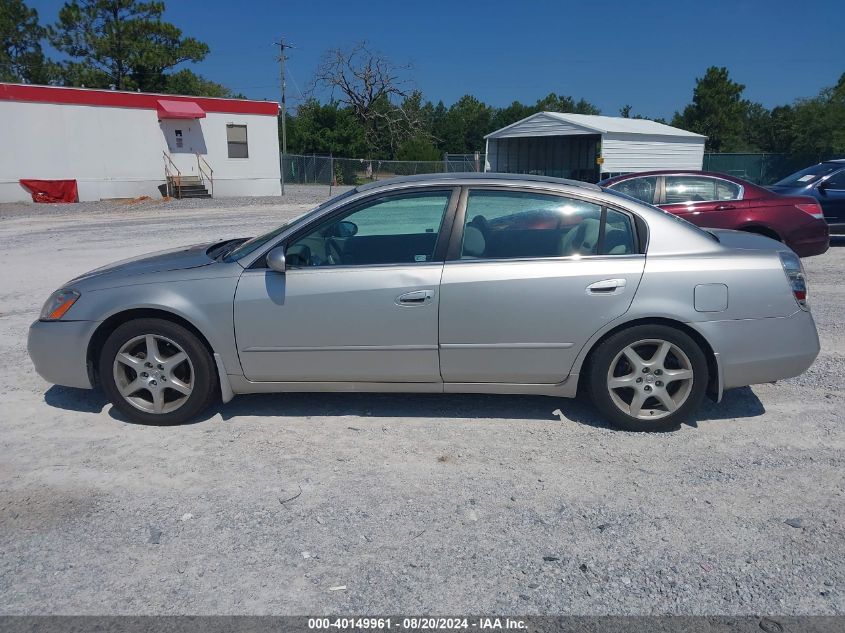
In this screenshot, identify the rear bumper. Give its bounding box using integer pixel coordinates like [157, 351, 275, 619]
[694, 310, 820, 390]
[787, 220, 829, 257]
[28, 319, 98, 389]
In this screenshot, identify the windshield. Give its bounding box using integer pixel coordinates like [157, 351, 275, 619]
[223, 189, 357, 262]
[773, 163, 841, 187]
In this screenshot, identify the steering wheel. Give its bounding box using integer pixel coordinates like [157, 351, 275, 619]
[325, 237, 345, 265]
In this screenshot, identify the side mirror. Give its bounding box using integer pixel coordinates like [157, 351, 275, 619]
[326, 220, 358, 238]
[816, 180, 828, 193]
[266, 246, 286, 273]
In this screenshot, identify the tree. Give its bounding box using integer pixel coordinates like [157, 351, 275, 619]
[437, 95, 492, 154]
[164, 68, 235, 98]
[312, 42, 422, 157]
[788, 72, 845, 156]
[534, 92, 600, 115]
[1, 0, 51, 83]
[672, 66, 748, 152]
[287, 99, 367, 157]
[49, 0, 211, 93]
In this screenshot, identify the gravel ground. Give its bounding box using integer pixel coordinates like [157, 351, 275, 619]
[0, 186, 843, 615]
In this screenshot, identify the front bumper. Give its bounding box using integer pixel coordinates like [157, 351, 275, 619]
[28, 319, 98, 389]
[694, 309, 820, 391]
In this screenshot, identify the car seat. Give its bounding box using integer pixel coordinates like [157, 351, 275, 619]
[559, 218, 600, 256]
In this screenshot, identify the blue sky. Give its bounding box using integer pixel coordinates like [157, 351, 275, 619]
[29, 0, 845, 119]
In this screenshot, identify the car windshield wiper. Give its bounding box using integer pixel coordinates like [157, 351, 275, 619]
[207, 238, 249, 261]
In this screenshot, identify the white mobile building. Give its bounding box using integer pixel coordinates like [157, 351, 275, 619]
[0, 83, 281, 202]
[485, 112, 706, 182]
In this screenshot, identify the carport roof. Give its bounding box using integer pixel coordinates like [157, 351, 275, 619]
[485, 112, 706, 139]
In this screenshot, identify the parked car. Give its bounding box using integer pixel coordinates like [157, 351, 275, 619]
[599, 170, 829, 257]
[767, 159, 845, 234]
[29, 173, 820, 432]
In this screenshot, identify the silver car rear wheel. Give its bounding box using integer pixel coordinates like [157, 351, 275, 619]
[606, 338, 694, 420]
[112, 333, 195, 414]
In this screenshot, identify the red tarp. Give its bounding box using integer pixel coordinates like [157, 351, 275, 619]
[156, 99, 206, 119]
[19, 179, 79, 203]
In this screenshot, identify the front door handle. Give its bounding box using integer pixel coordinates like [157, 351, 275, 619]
[396, 289, 434, 306]
[586, 278, 627, 295]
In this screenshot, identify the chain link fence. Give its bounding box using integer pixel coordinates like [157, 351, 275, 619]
[281, 153, 486, 187]
[702, 153, 845, 185]
[282, 152, 842, 189]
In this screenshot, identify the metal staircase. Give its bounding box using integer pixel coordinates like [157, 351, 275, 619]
[163, 152, 214, 199]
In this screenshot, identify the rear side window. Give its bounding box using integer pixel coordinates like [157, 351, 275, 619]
[608, 177, 657, 204]
[459, 190, 637, 259]
[664, 176, 741, 203]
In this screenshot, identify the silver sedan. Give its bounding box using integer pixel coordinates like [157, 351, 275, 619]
[28, 173, 820, 431]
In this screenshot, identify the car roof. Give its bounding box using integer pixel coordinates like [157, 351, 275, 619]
[355, 172, 602, 192]
[601, 170, 748, 182]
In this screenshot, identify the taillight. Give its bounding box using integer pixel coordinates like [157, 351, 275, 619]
[779, 252, 808, 308]
[795, 202, 824, 220]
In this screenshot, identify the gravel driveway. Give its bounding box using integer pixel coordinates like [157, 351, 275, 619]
[0, 187, 842, 615]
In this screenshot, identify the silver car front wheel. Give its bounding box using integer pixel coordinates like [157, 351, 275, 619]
[100, 318, 217, 425]
[113, 334, 195, 414]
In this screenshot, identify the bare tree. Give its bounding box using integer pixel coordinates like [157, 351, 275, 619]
[312, 42, 424, 157]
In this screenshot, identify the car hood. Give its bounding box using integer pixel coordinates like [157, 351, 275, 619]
[69, 241, 220, 285]
[706, 228, 789, 253]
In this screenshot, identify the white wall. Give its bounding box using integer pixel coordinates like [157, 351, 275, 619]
[600, 134, 705, 175]
[0, 100, 281, 202]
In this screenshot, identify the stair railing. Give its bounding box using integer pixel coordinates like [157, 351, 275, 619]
[163, 151, 182, 198]
[196, 153, 214, 198]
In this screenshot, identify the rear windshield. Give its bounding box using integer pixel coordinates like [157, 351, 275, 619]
[774, 163, 841, 187]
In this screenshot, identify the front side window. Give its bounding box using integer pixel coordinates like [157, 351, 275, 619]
[226, 124, 248, 158]
[664, 176, 740, 204]
[286, 191, 451, 267]
[608, 176, 658, 204]
[823, 169, 845, 190]
[459, 190, 636, 259]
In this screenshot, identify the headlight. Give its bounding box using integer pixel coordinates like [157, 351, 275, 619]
[39, 289, 81, 321]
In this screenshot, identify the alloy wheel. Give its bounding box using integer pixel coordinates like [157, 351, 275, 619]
[112, 334, 194, 414]
[606, 338, 694, 420]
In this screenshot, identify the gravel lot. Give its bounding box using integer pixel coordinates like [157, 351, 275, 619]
[0, 186, 843, 615]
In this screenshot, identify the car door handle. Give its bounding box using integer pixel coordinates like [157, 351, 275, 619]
[586, 278, 627, 295]
[714, 204, 736, 210]
[396, 289, 434, 306]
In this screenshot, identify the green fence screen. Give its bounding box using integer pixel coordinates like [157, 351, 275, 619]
[702, 153, 845, 185]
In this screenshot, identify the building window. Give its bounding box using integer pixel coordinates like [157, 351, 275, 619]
[226, 124, 248, 158]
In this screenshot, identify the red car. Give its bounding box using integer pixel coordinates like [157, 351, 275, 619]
[599, 171, 829, 257]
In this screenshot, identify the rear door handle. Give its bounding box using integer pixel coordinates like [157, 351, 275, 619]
[586, 278, 627, 295]
[714, 204, 736, 210]
[396, 289, 434, 306]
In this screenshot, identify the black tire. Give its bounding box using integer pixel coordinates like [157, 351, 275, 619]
[586, 324, 709, 432]
[99, 318, 217, 425]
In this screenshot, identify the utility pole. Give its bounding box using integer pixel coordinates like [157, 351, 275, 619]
[276, 37, 292, 195]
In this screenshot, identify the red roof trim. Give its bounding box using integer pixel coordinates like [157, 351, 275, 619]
[0, 83, 278, 116]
